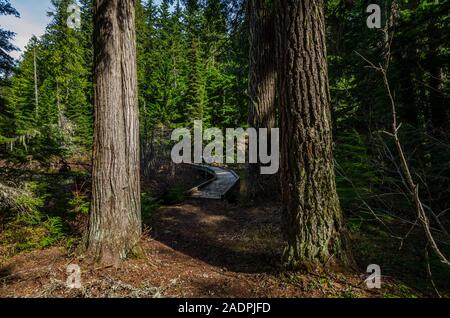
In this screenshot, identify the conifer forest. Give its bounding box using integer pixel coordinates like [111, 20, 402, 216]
[0, 0, 449, 300]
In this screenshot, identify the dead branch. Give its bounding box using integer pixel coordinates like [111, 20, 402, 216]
[356, 50, 450, 268]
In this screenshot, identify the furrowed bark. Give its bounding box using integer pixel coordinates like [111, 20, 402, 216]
[275, 0, 352, 270]
[247, 0, 277, 198]
[87, 0, 142, 266]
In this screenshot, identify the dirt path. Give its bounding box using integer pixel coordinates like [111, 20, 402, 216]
[0, 200, 393, 298]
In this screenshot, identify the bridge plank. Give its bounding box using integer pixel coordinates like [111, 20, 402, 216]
[189, 166, 240, 200]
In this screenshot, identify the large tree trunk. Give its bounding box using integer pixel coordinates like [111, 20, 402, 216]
[87, 0, 141, 266]
[275, 0, 352, 270]
[247, 0, 277, 198]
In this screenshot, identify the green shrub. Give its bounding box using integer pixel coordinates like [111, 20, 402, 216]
[40, 216, 65, 247]
[1, 181, 66, 254]
[162, 186, 185, 205]
[69, 191, 90, 215]
[0, 181, 45, 217]
[141, 192, 160, 219]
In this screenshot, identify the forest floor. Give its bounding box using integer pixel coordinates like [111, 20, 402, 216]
[1, 161, 448, 298]
[0, 199, 428, 298]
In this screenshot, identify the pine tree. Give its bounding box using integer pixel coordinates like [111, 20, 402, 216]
[168, 0, 188, 125]
[222, 0, 249, 127]
[43, 0, 91, 149]
[141, 0, 189, 127]
[2, 0, 93, 158]
[138, 0, 158, 133]
[0, 0, 19, 80]
[7, 38, 40, 136]
[155, 0, 183, 125]
[201, 0, 235, 128]
[202, 0, 227, 67]
[0, 0, 19, 143]
[184, 0, 204, 123]
[79, 0, 94, 125]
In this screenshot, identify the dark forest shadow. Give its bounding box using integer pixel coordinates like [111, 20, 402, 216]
[146, 200, 283, 274]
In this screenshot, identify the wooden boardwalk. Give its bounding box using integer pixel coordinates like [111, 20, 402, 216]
[186, 164, 240, 200]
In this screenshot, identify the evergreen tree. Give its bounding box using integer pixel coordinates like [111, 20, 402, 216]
[0, 0, 19, 80]
[0, 0, 19, 144]
[184, 0, 205, 122]
[138, 0, 158, 135]
[202, 0, 235, 127]
[43, 0, 91, 149]
[87, 0, 141, 266]
[7, 38, 40, 135]
[2, 0, 93, 158]
[276, 0, 352, 269]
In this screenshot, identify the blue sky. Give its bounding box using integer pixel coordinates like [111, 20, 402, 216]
[1, 0, 53, 59]
[1, 0, 163, 59]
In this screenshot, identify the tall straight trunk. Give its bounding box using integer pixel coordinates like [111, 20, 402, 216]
[275, 0, 352, 270]
[247, 0, 277, 197]
[87, 0, 142, 266]
[33, 48, 39, 117]
[56, 81, 62, 128]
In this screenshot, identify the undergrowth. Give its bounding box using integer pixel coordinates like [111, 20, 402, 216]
[0, 171, 90, 257]
[335, 129, 450, 297]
